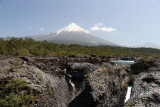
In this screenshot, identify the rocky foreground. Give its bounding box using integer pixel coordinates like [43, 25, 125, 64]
[0, 55, 159, 107]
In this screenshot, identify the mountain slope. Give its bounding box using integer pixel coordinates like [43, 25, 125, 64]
[30, 23, 117, 46]
[139, 42, 160, 49]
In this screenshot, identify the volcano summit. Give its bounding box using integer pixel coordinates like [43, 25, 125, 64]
[30, 23, 116, 46]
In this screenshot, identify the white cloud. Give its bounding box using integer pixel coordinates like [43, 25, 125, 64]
[40, 27, 45, 31]
[27, 26, 32, 29]
[90, 26, 100, 31]
[101, 27, 116, 32]
[90, 23, 116, 32]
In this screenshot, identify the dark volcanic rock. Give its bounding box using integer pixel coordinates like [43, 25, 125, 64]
[148, 59, 160, 72]
[125, 71, 160, 107]
[0, 56, 131, 107]
[0, 57, 72, 107]
[68, 64, 130, 107]
[131, 58, 160, 75]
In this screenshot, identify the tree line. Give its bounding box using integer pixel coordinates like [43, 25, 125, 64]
[0, 37, 160, 57]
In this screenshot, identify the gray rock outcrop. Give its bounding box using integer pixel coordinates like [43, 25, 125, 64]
[0, 56, 131, 107]
[125, 71, 160, 107]
[68, 64, 130, 107]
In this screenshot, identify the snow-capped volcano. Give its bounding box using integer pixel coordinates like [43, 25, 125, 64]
[56, 23, 89, 35]
[30, 23, 117, 46]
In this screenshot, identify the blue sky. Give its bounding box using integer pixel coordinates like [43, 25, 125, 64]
[0, 0, 160, 46]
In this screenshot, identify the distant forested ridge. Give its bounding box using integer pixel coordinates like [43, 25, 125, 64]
[0, 37, 160, 57]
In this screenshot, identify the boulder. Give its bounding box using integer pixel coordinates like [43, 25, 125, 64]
[131, 58, 160, 75]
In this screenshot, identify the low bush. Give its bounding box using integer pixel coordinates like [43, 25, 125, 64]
[0, 78, 35, 107]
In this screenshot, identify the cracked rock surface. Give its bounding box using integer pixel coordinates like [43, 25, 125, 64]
[125, 71, 160, 107]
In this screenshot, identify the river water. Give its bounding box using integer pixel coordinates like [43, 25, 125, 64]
[125, 86, 132, 102]
[110, 60, 135, 65]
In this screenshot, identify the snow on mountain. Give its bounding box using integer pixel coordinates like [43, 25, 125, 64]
[56, 23, 89, 35]
[29, 23, 117, 46]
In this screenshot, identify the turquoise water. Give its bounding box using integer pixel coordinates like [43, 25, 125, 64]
[110, 60, 135, 65]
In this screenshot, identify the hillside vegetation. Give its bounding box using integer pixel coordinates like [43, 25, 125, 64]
[0, 38, 160, 57]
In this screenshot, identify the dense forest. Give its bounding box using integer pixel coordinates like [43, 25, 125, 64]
[0, 37, 160, 57]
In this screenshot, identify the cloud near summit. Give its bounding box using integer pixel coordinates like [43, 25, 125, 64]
[90, 23, 116, 32]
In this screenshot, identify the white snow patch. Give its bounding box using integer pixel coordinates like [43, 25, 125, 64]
[56, 23, 90, 35]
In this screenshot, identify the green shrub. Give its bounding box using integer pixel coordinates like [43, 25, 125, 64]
[125, 101, 135, 107]
[12, 60, 21, 66]
[0, 37, 160, 57]
[0, 78, 35, 107]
